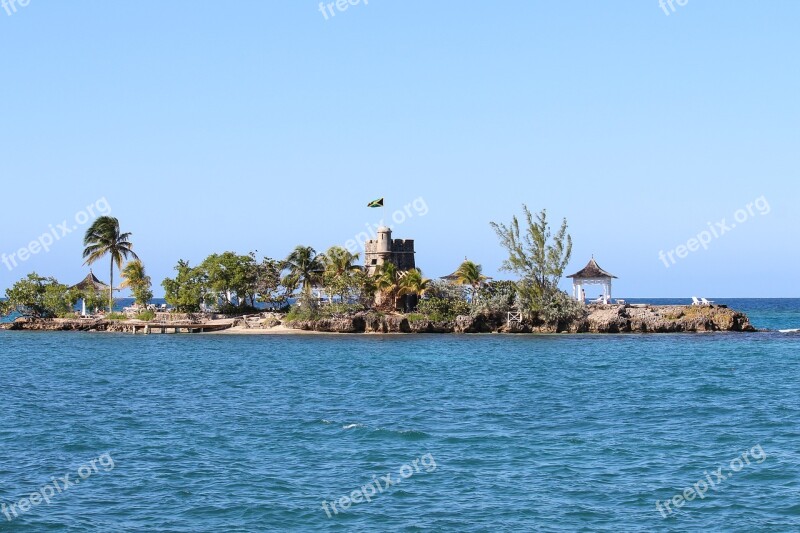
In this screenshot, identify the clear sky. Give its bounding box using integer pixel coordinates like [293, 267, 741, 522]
[1, 1, 798, 297]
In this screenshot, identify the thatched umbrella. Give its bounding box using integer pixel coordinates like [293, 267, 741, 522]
[70, 270, 110, 316]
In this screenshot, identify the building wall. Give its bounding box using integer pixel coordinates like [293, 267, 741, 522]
[364, 238, 415, 274]
[391, 239, 416, 271]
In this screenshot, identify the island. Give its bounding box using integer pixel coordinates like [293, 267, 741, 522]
[0, 207, 757, 335]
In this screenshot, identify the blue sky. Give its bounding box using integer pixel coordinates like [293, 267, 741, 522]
[1, 1, 797, 297]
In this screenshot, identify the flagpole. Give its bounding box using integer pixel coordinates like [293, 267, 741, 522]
[368, 197, 386, 226]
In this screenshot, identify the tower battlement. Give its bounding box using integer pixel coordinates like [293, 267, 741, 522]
[364, 227, 416, 275]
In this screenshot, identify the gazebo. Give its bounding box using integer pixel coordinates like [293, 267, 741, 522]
[566, 257, 617, 304]
[70, 270, 110, 316]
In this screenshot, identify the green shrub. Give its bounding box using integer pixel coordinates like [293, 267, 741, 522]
[425, 280, 468, 301]
[217, 303, 261, 316]
[534, 289, 586, 324]
[471, 280, 517, 317]
[417, 296, 469, 322]
[286, 301, 367, 322]
[106, 312, 127, 321]
[286, 303, 319, 322]
[319, 303, 366, 318]
[1, 273, 78, 318]
[135, 310, 156, 321]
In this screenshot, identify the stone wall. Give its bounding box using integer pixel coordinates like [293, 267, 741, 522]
[391, 239, 416, 271]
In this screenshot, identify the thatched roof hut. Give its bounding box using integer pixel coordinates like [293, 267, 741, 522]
[70, 270, 110, 292]
[70, 270, 110, 316]
[566, 258, 617, 281]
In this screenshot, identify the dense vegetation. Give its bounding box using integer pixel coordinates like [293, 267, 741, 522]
[2, 206, 588, 327]
[0, 273, 79, 318]
[161, 246, 374, 314]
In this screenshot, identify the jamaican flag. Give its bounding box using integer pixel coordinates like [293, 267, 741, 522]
[367, 198, 384, 208]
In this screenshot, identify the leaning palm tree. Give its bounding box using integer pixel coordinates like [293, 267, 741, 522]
[398, 268, 430, 311]
[281, 245, 324, 297]
[83, 216, 139, 312]
[454, 260, 487, 305]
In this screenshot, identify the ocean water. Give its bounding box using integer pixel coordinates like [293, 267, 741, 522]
[1, 303, 799, 531]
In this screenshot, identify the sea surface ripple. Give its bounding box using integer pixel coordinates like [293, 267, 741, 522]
[0, 329, 799, 531]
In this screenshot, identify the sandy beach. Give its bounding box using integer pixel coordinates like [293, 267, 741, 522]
[210, 324, 327, 335]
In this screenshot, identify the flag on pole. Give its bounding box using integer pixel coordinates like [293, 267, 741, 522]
[367, 198, 384, 208]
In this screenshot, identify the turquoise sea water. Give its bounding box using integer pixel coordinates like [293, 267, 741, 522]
[1, 300, 799, 531]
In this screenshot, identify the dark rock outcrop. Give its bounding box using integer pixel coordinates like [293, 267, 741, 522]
[284, 316, 366, 333]
[3, 317, 118, 332]
[584, 304, 755, 333]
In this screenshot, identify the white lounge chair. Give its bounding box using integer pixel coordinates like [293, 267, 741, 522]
[701, 298, 714, 306]
[691, 297, 702, 306]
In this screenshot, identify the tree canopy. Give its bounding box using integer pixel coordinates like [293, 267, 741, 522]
[490, 205, 573, 314]
[121, 259, 153, 308]
[83, 216, 138, 311]
[0, 273, 78, 318]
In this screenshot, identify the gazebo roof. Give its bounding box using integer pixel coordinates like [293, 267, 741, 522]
[567, 258, 617, 280]
[440, 257, 493, 283]
[440, 270, 492, 283]
[70, 270, 110, 292]
[440, 271, 460, 281]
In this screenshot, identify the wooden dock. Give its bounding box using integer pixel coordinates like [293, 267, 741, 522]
[131, 322, 233, 334]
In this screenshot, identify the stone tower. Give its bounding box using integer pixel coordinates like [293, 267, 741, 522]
[364, 226, 415, 275]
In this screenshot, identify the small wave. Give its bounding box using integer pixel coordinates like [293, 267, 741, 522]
[370, 427, 431, 440]
[779, 329, 800, 333]
[337, 423, 430, 439]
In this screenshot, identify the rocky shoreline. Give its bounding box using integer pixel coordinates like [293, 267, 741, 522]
[1, 304, 756, 334]
[284, 304, 755, 334]
[0, 318, 132, 333]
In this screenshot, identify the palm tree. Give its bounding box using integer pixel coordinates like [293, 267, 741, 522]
[374, 262, 399, 310]
[121, 259, 153, 308]
[454, 259, 487, 305]
[398, 268, 430, 311]
[281, 246, 324, 297]
[321, 246, 360, 276]
[82, 216, 139, 312]
[321, 246, 361, 302]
